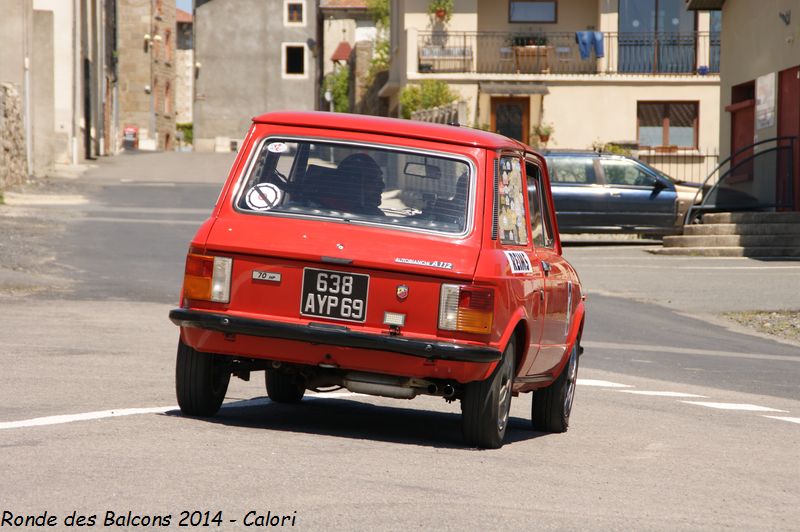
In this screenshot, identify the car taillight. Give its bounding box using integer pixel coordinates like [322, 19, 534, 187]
[183, 253, 232, 303]
[438, 284, 494, 334]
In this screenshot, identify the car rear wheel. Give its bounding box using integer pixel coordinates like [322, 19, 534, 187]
[461, 338, 515, 449]
[265, 370, 306, 403]
[175, 340, 231, 417]
[531, 341, 579, 433]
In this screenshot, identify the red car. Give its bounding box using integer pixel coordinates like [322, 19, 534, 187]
[170, 111, 585, 448]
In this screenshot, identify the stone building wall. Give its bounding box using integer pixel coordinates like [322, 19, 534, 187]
[175, 48, 193, 124]
[0, 83, 27, 190]
[117, 0, 176, 151]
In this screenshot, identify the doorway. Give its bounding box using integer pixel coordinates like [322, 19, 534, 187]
[491, 97, 530, 145]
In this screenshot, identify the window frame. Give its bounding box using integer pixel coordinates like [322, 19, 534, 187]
[525, 159, 555, 249]
[284, 0, 306, 27]
[508, 0, 558, 24]
[637, 100, 699, 148]
[232, 135, 478, 239]
[282, 43, 308, 79]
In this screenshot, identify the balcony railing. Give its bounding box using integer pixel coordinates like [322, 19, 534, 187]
[416, 31, 720, 75]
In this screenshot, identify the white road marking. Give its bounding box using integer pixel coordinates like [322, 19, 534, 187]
[82, 216, 204, 225]
[576, 379, 633, 388]
[619, 390, 706, 398]
[0, 406, 176, 430]
[681, 401, 788, 412]
[583, 340, 799, 363]
[763, 416, 800, 425]
[0, 392, 366, 430]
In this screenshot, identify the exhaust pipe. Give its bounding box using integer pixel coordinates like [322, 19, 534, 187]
[442, 384, 455, 399]
[427, 383, 438, 395]
[343, 372, 417, 399]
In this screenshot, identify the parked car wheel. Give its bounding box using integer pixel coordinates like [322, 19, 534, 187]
[531, 341, 579, 433]
[461, 338, 515, 449]
[265, 370, 306, 403]
[175, 340, 231, 417]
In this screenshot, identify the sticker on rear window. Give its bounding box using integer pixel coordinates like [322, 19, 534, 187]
[267, 142, 289, 153]
[504, 251, 532, 274]
[245, 183, 283, 211]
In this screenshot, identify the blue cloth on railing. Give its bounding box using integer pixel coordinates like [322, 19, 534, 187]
[575, 31, 604, 59]
[576, 31, 592, 59]
[592, 31, 604, 58]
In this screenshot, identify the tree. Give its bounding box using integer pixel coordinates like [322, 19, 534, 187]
[399, 80, 458, 119]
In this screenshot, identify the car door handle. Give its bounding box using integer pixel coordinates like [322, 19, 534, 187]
[541, 261, 552, 276]
[608, 191, 622, 197]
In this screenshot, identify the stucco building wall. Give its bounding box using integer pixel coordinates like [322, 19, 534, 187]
[194, 0, 318, 152]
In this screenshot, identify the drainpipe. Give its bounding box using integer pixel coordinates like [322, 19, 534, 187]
[72, 0, 80, 164]
[23, 8, 32, 175]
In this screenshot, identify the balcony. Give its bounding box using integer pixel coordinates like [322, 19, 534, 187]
[416, 31, 720, 76]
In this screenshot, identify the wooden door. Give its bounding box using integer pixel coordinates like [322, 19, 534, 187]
[491, 98, 530, 145]
[778, 66, 800, 210]
[726, 99, 755, 182]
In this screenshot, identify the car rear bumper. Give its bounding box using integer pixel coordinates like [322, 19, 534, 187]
[169, 308, 501, 364]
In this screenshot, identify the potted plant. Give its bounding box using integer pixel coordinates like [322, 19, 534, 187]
[533, 122, 554, 145]
[428, 0, 453, 22]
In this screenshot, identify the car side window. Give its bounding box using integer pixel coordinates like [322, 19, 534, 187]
[498, 156, 529, 246]
[526, 160, 554, 249]
[602, 159, 657, 187]
[547, 157, 597, 184]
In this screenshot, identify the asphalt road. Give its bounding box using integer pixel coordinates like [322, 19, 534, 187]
[1, 152, 798, 531]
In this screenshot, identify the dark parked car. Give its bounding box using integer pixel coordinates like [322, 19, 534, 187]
[543, 151, 702, 235]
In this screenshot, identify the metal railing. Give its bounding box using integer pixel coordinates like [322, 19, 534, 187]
[417, 31, 720, 75]
[684, 137, 797, 224]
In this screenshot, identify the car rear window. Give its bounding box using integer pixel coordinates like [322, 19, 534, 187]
[235, 138, 473, 235]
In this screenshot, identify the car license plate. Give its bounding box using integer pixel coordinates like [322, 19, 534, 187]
[300, 268, 369, 323]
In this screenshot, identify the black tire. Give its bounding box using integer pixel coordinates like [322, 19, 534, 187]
[461, 338, 515, 449]
[175, 340, 231, 417]
[265, 369, 305, 403]
[531, 342, 579, 433]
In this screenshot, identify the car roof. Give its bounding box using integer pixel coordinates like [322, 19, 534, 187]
[253, 111, 529, 151]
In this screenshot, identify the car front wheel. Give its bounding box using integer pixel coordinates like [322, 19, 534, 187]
[175, 339, 231, 417]
[461, 338, 515, 449]
[531, 341, 579, 433]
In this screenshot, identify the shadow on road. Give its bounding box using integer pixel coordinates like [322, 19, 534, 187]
[162, 396, 547, 450]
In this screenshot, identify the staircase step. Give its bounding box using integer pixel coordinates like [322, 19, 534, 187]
[702, 212, 800, 224]
[650, 246, 800, 257]
[683, 223, 800, 236]
[663, 234, 800, 248]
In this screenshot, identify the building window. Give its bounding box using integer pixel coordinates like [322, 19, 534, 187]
[283, 44, 306, 77]
[164, 30, 172, 63]
[509, 1, 557, 23]
[285, 0, 305, 26]
[165, 81, 171, 115]
[637, 101, 698, 148]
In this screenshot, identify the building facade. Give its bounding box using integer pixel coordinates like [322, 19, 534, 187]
[193, 0, 319, 152]
[1, 0, 114, 177]
[117, 0, 177, 151]
[688, 0, 799, 211]
[383, 0, 723, 183]
[175, 7, 193, 126]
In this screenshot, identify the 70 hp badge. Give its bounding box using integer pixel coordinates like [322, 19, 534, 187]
[252, 271, 281, 282]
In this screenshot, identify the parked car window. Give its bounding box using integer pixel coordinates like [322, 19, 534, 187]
[601, 159, 658, 187]
[547, 157, 597, 184]
[236, 138, 472, 235]
[526, 160, 554, 248]
[498, 156, 528, 246]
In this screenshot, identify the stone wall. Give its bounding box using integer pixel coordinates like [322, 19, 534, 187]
[0, 83, 27, 190]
